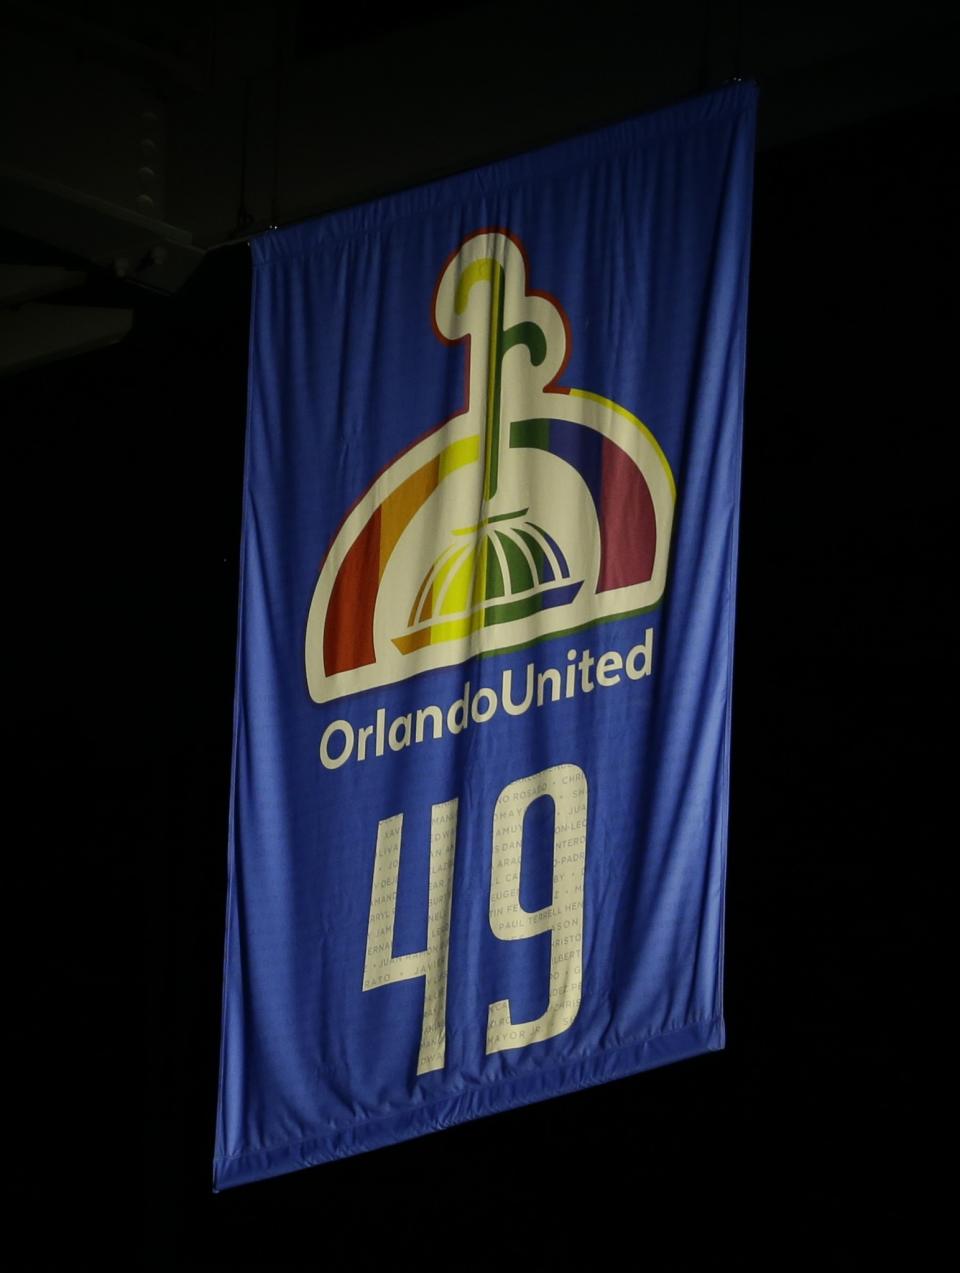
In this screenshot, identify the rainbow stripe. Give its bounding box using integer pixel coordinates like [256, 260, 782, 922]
[323, 414, 658, 675]
[393, 515, 581, 655]
[323, 436, 479, 675]
[509, 418, 657, 592]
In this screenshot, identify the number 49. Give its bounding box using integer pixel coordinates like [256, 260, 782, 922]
[362, 764, 588, 1074]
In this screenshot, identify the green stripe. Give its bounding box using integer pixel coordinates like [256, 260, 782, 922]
[509, 418, 551, 450]
[494, 530, 534, 592]
[484, 263, 505, 502]
[514, 528, 550, 585]
[482, 592, 547, 627]
[479, 601, 665, 652]
[502, 321, 547, 366]
[485, 533, 505, 599]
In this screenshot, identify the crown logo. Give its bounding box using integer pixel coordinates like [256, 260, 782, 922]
[305, 230, 675, 704]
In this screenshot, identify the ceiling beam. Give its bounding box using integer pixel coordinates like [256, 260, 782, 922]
[0, 301, 133, 375]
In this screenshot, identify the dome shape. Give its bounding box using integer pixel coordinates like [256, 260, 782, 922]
[394, 512, 583, 654]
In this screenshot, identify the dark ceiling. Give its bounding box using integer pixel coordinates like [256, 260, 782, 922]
[0, 0, 957, 371]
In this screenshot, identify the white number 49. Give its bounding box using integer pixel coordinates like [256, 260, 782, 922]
[362, 764, 588, 1074]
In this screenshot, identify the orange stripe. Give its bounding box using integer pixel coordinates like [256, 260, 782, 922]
[379, 457, 441, 578]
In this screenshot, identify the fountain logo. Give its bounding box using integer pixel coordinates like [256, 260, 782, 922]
[305, 230, 676, 704]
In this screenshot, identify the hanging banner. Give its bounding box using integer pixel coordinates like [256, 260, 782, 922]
[214, 83, 757, 1190]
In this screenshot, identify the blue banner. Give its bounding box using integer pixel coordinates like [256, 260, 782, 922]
[214, 83, 756, 1190]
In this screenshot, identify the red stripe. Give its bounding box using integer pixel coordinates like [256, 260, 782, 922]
[324, 508, 381, 674]
[598, 439, 656, 590]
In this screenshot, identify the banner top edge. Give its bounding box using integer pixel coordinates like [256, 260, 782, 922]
[251, 82, 757, 266]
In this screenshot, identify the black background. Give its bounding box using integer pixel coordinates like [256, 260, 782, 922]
[5, 34, 952, 1270]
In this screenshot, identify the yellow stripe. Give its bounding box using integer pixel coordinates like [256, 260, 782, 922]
[483, 262, 502, 499]
[439, 549, 475, 618]
[454, 258, 496, 315]
[424, 545, 469, 623]
[430, 615, 478, 645]
[438, 434, 480, 478]
[569, 388, 676, 499]
[394, 614, 475, 653]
